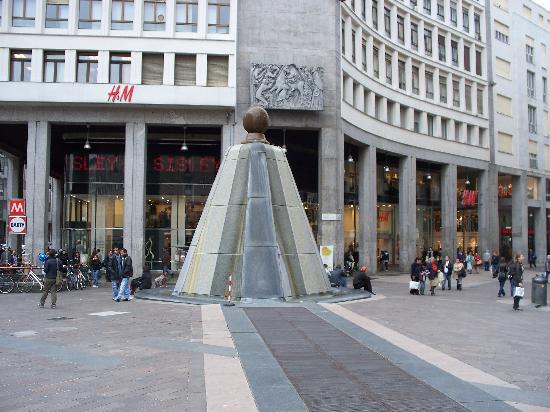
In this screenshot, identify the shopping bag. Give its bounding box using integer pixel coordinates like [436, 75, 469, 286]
[437, 271, 443, 288]
[409, 281, 419, 290]
[514, 287, 525, 298]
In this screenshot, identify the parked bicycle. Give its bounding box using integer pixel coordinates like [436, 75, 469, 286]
[16, 266, 44, 293]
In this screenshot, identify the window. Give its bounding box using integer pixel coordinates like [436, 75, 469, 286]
[174, 54, 196, 85]
[474, 13, 481, 40]
[144, 0, 166, 31]
[386, 54, 392, 84]
[111, 0, 134, 30]
[440, 76, 447, 103]
[411, 22, 418, 50]
[462, 8, 469, 32]
[361, 0, 366, 19]
[412, 65, 419, 94]
[398, 60, 406, 90]
[477, 87, 483, 114]
[175, 0, 198, 31]
[341, 20, 345, 55]
[529, 141, 538, 169]
[410, 0, 417, 6]
[545, 145, 550, 171]
[497, 132, 513, 154]
[436, 0, 444, 20]
[385, 53, 392, 84]
[527, 71, 535, 98]
[361, 37, 367, 71]
[384, 7, 390, 36]
[45, 0, 68, 28]
[464, 46, 470, 71]
[426, 71, 434, 98]
[545, 111, 549, 136]
[110, 53, 131, 83]
[351, 29, 356, 62]
[523, 5, 531, 19]
[441, 118, 448, 138]
[544, 77, 547, 103]
[452, 80, 460, 107]
[208, 0, 230, 34]
[142, 53, 163, 85]
[528, 105, 537, 133]
[207, 55, 228, 86]
[465, 84, 472, 111]
[10, 50, 31, 81]
[373, 46, 379, 78]
[427, 114, 434, 136]
[372, 0, 378, 29]
[451, 40, 458, 66]
[12, 0, 36, 27]
[44, 51, 65, 82]
[475, 50, 482, 76]
[496, 94, 512, 116]
[79, 0, 101, 29]
[424, 29, 432, 56]
[438, 35, 446, 62]
[397, 15, 404, 43]
[77, 52, 98, 83]
[494, 20, 509, 44]
[495, 57, 511, 79]
[423, 0, 431, 14]
[450, 1, 457, 26]
[526, 44, 534, 64]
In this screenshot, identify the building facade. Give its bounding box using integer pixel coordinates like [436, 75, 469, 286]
[0, 0, 548, 274]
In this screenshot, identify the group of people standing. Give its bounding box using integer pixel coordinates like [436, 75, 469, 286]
[410, 255, 466, 296]
[102, 247, 134, 302]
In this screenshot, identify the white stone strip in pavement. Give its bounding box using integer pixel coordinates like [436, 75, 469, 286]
[341, 294, 386, 304]
[88, 311, 130, 317]
[506, 402, 550, 412]
[320, 303, 519, 390]
[202, 304, 258, 412]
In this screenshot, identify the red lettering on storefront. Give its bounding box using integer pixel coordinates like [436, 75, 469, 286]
[378, 212, 390, 222]
[107, 85, 134, 103]
[176, 157, 187, 172]
[166, 156, 175, 172]
[106, 156, 118, 171]
[72, 155, 120, 172]
[152, 156, 163, 172]
[93, 155, 105, 171]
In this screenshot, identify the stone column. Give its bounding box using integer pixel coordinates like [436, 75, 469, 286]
[441, 164, 457, 259]
[51, 178, 63, 250]
[478, 166, 499, 256]
[354, 83, 365, 112]
[358, 145, 377, 272]
[534, 178, 547, 264]
[366, 91, 376, 117]
[319, 127, 344, 266]
[399, 156, 416, 270]
[124, 122, 147, 276]
[512, 173, 528, 255]
[25, 120, 51, 263]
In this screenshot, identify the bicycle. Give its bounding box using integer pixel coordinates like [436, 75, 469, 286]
[0, 273, 15, 293]
[16, 267, 44, 293]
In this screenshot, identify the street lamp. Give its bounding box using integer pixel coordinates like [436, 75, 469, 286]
[84, 124, 91, 150]
[180, 126, 188, 151]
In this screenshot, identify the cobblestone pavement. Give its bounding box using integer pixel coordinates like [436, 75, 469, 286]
[0, 288, 206, 411]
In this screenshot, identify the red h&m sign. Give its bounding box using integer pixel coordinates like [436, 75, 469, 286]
[9, 199, 25, 216]
[107, 85, 134, 103]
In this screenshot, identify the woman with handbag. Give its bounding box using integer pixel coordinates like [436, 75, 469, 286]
[452, 258, 466, 291]
[509, 254, 524, 311]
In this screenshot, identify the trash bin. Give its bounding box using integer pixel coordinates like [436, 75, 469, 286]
[531, 274, 548, 306]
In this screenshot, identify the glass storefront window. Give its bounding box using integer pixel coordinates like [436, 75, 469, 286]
[416, 165, 441, 257]
[457, 172, 478, 254]
[377, 159, 400, 266]
[498, 175, 513, 199]
[527, 176, 539, 200]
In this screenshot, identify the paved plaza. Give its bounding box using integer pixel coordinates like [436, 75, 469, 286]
[0, 268, 549, 411]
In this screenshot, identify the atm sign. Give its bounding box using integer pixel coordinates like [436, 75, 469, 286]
[8, 216, 27, 235]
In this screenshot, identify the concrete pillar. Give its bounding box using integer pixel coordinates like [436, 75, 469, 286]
[418, 19, 425, 54]
[512, 173, 528, 256]
[535, 178, 547, 263]
[419, 111, 428, 134]
[354, 83, 365, 112]
[379, 96, 388, 122]
[434, 115, 442, 137]
[399, 156, 416, 270]
[25, 121, 51, 263]
[366, 35, 374, 77]
[319, 127, 344, 266]
[51, 178, 63, 250]
[478, 166, 499, 256]
[358, 145, 377, 272]
[123, 122, 147, 276]
[344, 76, 354, 105]
[441, 164, 457, 258]
[392, 50, 399, 89]
[390, 4, 398, 43]
[404, 12, 411, 49]
[419, 62, 426, 97]
[433, 67, 440, 102]
[222, 123, 233, 155]
[345, 15, 353, 61]
[432, 26, 439, 62]
[379, 43, 386, 81]
[354, 26, 363, 66]
[406, 107, 414, 130]
[405, 57, 412, 94]
[366, 91, 376, 117]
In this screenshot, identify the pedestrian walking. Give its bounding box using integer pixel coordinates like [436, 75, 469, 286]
[508, 254, 524, 310]
[115, 248, 133, 302]
[410, 257, 422, 295]
[39, 249, 60, 309]
[428, 257, 439, 296]
[90, 250, 102, 288]
[352, 265, 375, 294]
[452, 258, 466, 291]
[441, 255, 452, 290]
[380, 250, 389, 271]
[473, 251, 481, 273]
[497, 257, 508, 297]
[491, 251, 500, 278]
[111, 248, 122, 300]
[528, 249, 537, 268]
[483, 250, 491, 271]
[419, 261, 430, 295]
[465, 252, 474, 275]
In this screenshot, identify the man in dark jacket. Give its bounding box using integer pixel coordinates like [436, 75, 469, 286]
[353, 266, 375, 294]
[329, 264, 347, 287]
[39, 249, 59, 308]
[115, 248, 133, 302]
[508, 254, 524, 310]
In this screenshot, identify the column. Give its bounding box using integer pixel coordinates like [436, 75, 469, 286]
[419, 62, 426, 97]
[512, 173, 528, 255]
[319, 127, 344, 265]
[31, 49, 44, 82]
[365, 0, 372, 24]
[534, 178, 547, 264]
[406, 107, 414, 130]
[419, 111, 428, 134]
[390, 4, 398, 43]
[404, 12, 411, 49]
[445, 32, 452, 66]
[470, 45, 476, 75]
[367, 91, 376, 117]
[432, 26, 439, 62]
[458, 38, 464, 70]
[441, 164, 457, 258]
[448, 119, 456, 141]
[65, 50, 77, 83]
[5, 156, 20, 249]
[433, 67, 440, 101]
[405, 56, 413, 94]
[434, 115, 442, 137]
[392, 50, 399, 89]
[459, 77, 466, 111]
[379, 43, 386, 81]
[354, 83, 365, 112]
[366, 36, 374, 76]
[51, 178, 62, 250]
[399, 156, 416, 271]
[222, 123, 234, 155]
[478, 166, 499, 257]
[418, 19, 425, 54]
[379, 97, 388, 123]
[344, 76, 354, 105]
[358, 145, 377, 271]
[25, 121, 51, 263]
[123, 122, 147, 276]
[447, 73, 453, 108]
[391, 102, 400, 126]
[355, 27, 363, 66]
[345, 15, 353, 61]
[472, 84, 478, 114]
[97, 51, 110, 83]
